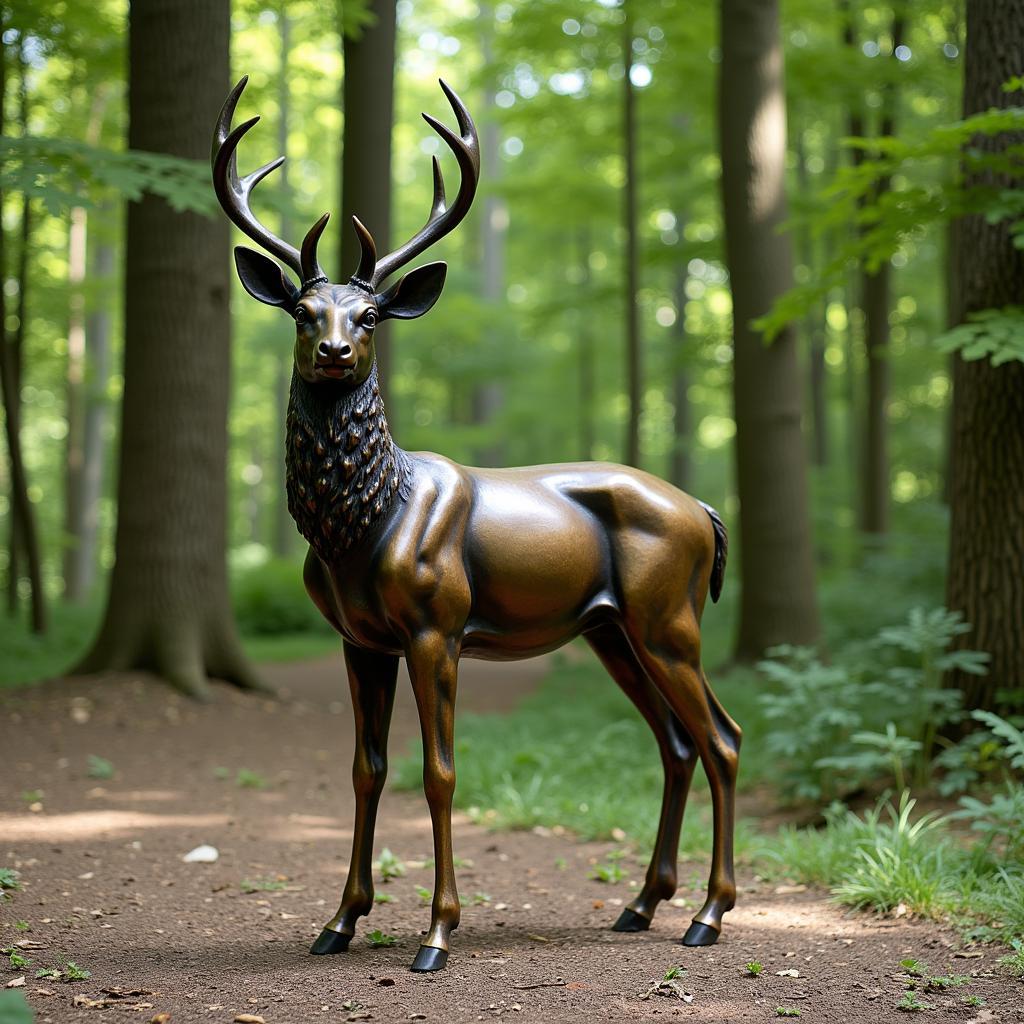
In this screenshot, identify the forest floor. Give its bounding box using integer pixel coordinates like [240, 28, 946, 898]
[2, 656, 1022, 1024]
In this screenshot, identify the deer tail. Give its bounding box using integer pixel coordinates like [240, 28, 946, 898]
[698, 501, 728, 604]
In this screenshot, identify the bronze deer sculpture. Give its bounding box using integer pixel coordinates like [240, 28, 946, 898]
[212, 77, 740, 973]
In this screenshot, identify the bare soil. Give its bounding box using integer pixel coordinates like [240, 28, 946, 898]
[2, 656, 1022, 1023]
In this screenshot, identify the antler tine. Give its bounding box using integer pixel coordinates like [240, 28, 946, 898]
[370, 80, 480, 288]
[211, 76, 304, 278]
[349, 216, 378, 288]
[301, 213, 330, 286]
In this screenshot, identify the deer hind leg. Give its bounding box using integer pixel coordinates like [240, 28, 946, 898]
[311, 642, 399, 955]
[405, 631, 461, 972]
[585, 622, 698, 931]
[626, 621, 741, 946]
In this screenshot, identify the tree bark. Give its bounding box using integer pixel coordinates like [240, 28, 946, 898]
[577, 228, 595, 461]
[945, 0, 1024, 712]
[472, 2, 506, 468]
[64, 90, 109, 600]
[623, 4, 642, 468]
[669, 259, 691, 492]
[0, 31, 46, 633]
[795, 131, 829, 469]
[719, 0, 820, 657]
[76, 0, 262, 698]
[340, 0, 396, 407]
[860, 12, 905, 536]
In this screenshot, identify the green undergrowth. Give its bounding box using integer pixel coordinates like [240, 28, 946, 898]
[760, 793, 1024, 945]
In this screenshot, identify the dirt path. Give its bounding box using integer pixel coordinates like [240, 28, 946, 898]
[2, 657, 1021, 1023]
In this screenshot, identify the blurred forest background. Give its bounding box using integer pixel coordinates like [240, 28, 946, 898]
[0, 0, 1022, 952]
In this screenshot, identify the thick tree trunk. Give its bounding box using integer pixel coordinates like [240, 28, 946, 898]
[623, 6, 642, 468]
[76, 0, 262, 698]
[945, 0, 1024, 712]
[719, 0, 820, 657]
[0, 32, 45, 633]
[340, 0, 396, 407]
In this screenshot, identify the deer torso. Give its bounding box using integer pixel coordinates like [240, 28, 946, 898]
[289, 369, 717, 661]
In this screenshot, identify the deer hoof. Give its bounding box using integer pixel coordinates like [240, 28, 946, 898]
[310, 927, 352, 955]
[410, 945, 448, 972]
[681, 921, 719, 947]
[611, 908, 651, 932]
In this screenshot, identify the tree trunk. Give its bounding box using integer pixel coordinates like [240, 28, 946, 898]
[340, 0, 396, 407]
[719, 0, 821, 657]
[0, 31, 46, 633]
[472, 2, 506, 468]
[623, 5, 642, 468]
[578, 228, 595, 460]
[79, 220, 114, 598]
[795, 131, 829, 469]
[76, 0, 262, 698]
[669, 259, 691, 492]
[860, 12, 905, 536]
[64, 90, 110, 600]
[945, 0, 1024, 713]
[272, 3, 294, 558]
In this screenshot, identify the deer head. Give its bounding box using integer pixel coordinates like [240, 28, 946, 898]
[212, 77, 480, 387]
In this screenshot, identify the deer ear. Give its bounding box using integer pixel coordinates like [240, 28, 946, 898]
[234, 247, 299, 312]
[375, 262, 447, 321]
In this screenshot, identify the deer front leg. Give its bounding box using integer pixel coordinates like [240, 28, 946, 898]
[311, 641, 399, 955]
[406, 631, 461, 972]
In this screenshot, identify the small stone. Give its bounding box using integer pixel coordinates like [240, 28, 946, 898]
[182, 845, 219, 864]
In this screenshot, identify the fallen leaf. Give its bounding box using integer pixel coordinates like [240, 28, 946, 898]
[953, 951, 984, 959]
[14, 941, 44, 950]
[527, 933, 551, 943]
[775, 969, 800, 978]
[72, 995, 107, 1008]
[233, 1016, 266, 1023]
[33, 988, 56, 996]
[6, 977, 26, 989]
[150, 1015, 171, 1023]
[773, 884, 807, 895]
[347, 1013, 373, 1022]
[101, 988, 157, 998]
[592, 900, 605, 910]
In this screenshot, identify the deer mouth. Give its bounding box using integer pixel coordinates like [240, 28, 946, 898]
[314, 362, 356, 381]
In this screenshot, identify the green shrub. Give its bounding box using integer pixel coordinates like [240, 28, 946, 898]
[231, 559, 332, 637]
[757, 608, 988, 801]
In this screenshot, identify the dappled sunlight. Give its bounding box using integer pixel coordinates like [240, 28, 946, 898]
[0, 809, 230, 842]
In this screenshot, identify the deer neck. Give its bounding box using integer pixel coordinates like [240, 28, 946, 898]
[285, 364, 411, 564]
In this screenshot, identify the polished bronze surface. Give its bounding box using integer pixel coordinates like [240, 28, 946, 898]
[213, 77, 740, 972]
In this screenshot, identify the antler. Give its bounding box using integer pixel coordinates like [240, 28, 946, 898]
[212, 76, 328, 287]
[354, 79, 480, 291]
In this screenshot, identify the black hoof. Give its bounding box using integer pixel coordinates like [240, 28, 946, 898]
[310, 927, 352, 955]
[681, 921, 719, 947]
[611, 908, 651, 932]
[410, 945, 449, 972]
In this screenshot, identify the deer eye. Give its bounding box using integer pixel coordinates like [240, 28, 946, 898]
[294, 307, 308, 325]
[361, 309, 377, 329]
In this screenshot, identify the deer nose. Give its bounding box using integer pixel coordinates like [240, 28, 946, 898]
[316, 339, 355, 365]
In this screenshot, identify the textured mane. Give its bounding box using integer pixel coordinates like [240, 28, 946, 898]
[286, 365, 412, 563]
